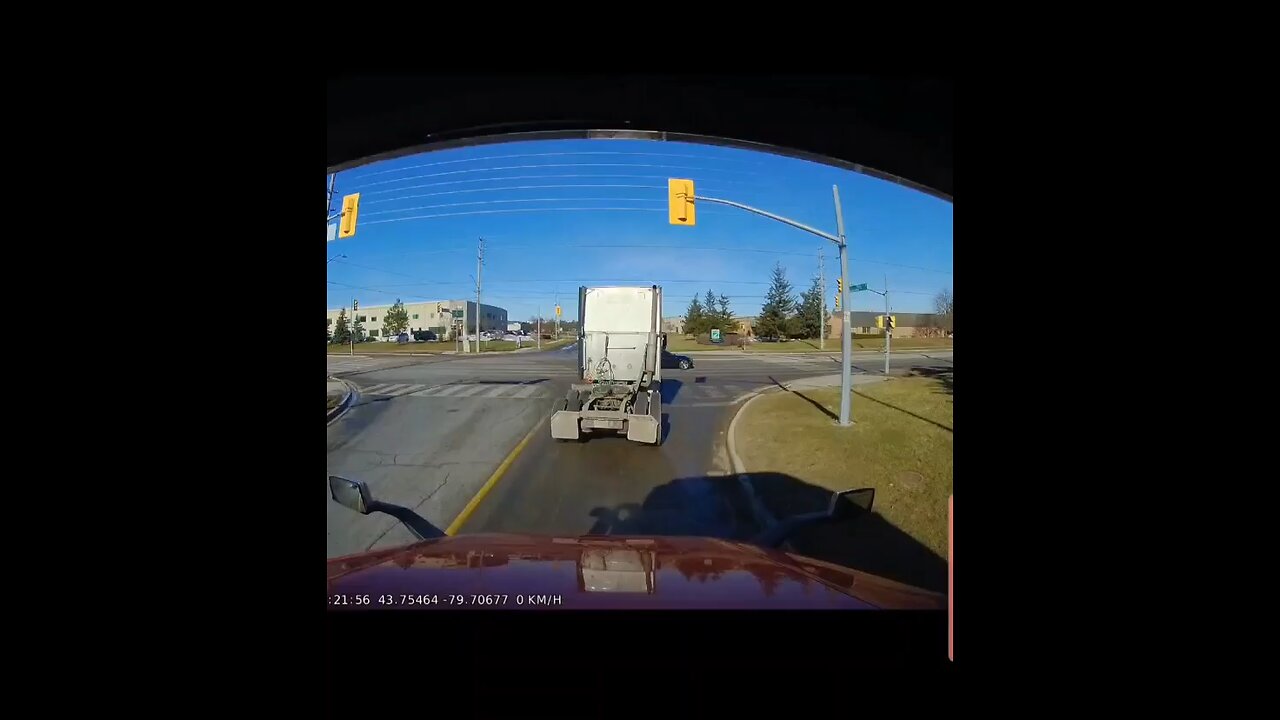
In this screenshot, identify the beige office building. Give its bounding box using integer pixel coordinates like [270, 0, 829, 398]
[326, 300, 508, 340]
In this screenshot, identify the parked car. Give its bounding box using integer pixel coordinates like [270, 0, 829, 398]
[395, 332, 410, 344]
[661, 350, 693, 370]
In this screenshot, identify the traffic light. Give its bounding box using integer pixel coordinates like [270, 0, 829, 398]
[834, 293, 840, 311]
[887, 315, 896, 331]
[436, 303, 442, 314]
[352, 299, 358, 312]
[668, 178, 695, 226]
[339, 193, 361, 238]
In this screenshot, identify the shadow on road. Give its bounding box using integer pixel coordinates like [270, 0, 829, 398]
[750, 472, 947, 593]
[585, 475, 760, 540]
[367, 500, 448, 540]
[581, 472, 946, 593]
[908, 366, 953, 396]
[660, 378, 684, 404]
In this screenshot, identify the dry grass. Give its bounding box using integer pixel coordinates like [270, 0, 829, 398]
[735, 375, 952, 590]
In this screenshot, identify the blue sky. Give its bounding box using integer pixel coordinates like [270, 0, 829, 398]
[326, 139, 952, 321]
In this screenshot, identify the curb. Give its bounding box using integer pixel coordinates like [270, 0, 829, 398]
[326, 378, 358, 425]
[726, 384, 786, 539]
[725, 376, 887, 550]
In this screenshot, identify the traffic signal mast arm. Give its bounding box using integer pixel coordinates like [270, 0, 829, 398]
[692, 195, 843, 246]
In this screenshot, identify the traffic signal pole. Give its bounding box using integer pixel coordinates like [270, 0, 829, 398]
[819, 249, 825, 351]
[833, 187, 853, 426]
[692, 186, 855, 426]
[883, 274, 891, 376]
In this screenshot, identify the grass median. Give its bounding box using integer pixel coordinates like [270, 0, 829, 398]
[734, 372, 952, 592]
[666, 336, 953, 353]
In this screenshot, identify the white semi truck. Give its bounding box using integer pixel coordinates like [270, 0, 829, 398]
[550, 285, 664, 445]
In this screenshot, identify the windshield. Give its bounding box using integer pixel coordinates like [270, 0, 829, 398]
[326, 137, 953, 600]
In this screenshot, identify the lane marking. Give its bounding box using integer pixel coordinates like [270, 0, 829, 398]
[445, 416, 547, 535]
[409, 385, 445, 397]
[385, 384, 425, 397]
[451, 384, 489, 397]
[482, 385, 515, 398]
[432, 384, 468, 396]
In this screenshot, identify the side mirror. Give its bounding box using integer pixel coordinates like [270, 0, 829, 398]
[329, 475, 374, 514]
[828, 488, 874, 521]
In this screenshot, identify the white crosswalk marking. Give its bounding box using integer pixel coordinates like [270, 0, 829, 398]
[357, 381, 552, 401]
[701, 386, 726, 399]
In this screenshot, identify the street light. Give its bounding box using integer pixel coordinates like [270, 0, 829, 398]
[327, 254, 347, 264]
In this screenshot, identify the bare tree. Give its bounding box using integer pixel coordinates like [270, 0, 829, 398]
[933, 288, 953, 333]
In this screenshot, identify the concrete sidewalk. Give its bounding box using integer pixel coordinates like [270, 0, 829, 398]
[784, 374, 889, 390]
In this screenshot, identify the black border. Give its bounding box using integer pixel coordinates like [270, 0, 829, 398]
[168, 73, 1094, 695]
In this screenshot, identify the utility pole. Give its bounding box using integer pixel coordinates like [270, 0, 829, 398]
[834, 186, 853, 426]
[819, 248, 825, 351]
[883, 273, 891, 376]
[537, 309, 542, 350]
[475, 237, 484, 354]
[326, 174, 336, 218]
[350, 298, 357, 356]
[555, 290, 560, 339]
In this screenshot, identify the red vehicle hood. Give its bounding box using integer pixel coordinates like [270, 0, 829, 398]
[327, 533, 945, 609]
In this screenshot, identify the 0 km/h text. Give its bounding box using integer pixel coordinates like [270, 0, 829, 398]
[329, 594, 564, 607]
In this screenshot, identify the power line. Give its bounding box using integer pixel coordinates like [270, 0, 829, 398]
[362, 207, 738, 226]
[348, 242, 950, 276]
[349, 163, 766, 191]
[344, 151, 770, 181]
[362, 172, 766, 197]
[361, 197, 665, 218]
[363, 184, 668, 205]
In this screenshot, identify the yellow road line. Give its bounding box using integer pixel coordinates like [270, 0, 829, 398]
[445, 416, 546, 535]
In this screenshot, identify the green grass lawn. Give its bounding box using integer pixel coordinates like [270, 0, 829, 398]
[327, 342, 448, 353]
[734, 373, 952, 591]
[665, 336, 953, 353]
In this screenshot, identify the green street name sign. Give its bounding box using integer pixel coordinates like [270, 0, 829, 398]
[851, 283, 869, 292]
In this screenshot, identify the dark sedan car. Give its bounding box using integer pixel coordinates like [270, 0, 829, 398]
[661, 350, 693, 370]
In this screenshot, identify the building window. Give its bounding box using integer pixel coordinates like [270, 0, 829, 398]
[371, 316, 377, 322]
[412, 314, 419, 319]
[370, 329, 379, 337]
[357, 315, 366, 323]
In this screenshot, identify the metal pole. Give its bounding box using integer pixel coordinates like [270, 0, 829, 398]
[537, 310, 542, 350]
[819, 248, 825, 351]
[834, 186, 852, 426]
[475, 237, 484, 353]
[326, 173, 336, 219]
[350, 298, 356, 356]
[884, 274, 891, 376]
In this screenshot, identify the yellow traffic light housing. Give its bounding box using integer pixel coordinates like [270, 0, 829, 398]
[837, 278, 843, 294]
[339, 193, 361, 238]
[668, 179, 695, 226]
[833, 293, 840, 310]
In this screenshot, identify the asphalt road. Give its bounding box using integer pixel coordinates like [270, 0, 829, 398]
[326, 344, 953, 557]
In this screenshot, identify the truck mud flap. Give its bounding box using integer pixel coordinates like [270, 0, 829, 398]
[550, 409, 582, 441]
